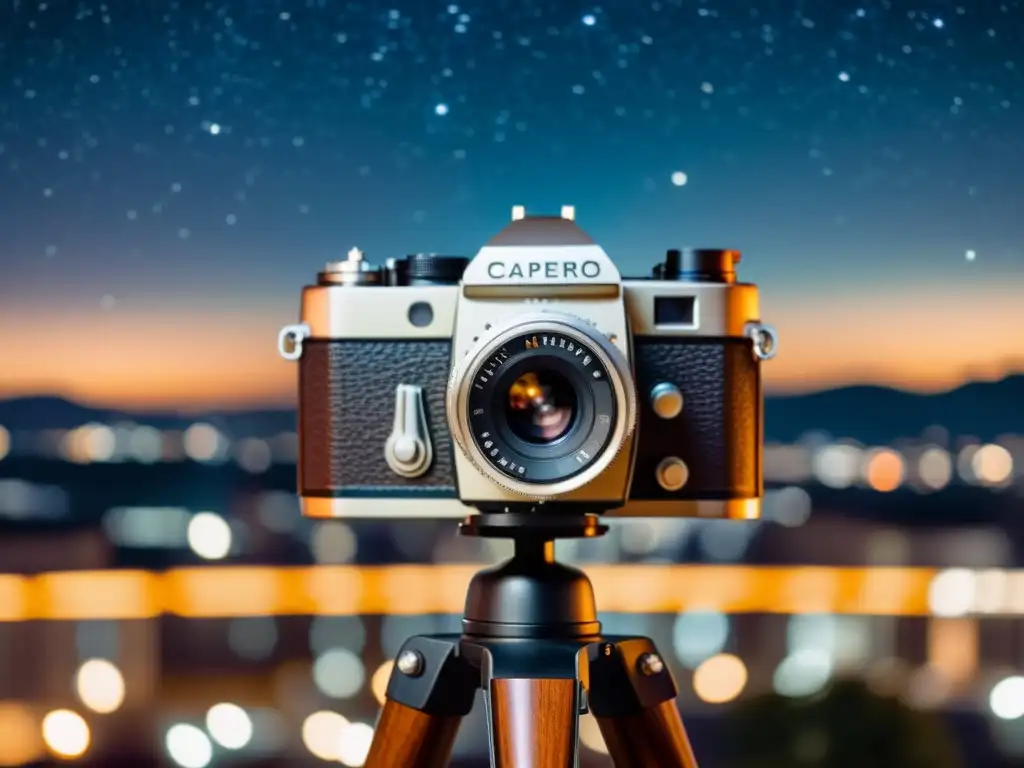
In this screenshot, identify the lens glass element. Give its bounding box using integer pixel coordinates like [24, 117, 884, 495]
[464, 329, 620, 485]
[505, 370, 578, 444]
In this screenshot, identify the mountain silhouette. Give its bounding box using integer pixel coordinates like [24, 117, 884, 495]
[0, 396, 295, 437]
[765, 374, 1024, 444]
[0, 375, 1021, 444]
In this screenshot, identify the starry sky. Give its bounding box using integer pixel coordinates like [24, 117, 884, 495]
[0, 0, 1022, 409]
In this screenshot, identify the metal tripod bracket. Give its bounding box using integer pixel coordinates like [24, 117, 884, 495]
[379, 633, 692, 768]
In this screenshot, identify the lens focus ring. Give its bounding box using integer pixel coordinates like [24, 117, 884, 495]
[447, 314, 636, 499]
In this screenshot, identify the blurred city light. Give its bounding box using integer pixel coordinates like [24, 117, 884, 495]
[672, 610, 730, 668]
[811, 442, 861, 488]
[187, 512, 233, 560]
[578, 712, 609, 754]
[205, 703, 253, 750]
[312, 648, 365, 699]
[0, 478, 69, 520]
[990, 676, 1024, 720]
[905, 663, 953, 709]
[337, 722, 374, 767]
[957, 445, 981, 483]
[0, 702, 43, 765]
[301, 711, 348, 761]
[126, 424, 164, 463]
[165, 723, 213, 768]
[766, 486, 813, 527]
[75, 658, 126, 714]
[0, 424, 9, 461]
[103, 506, 191, 549]
[371, 661, 394, 705]
[918, 446, 953, 490]
[863, 448, 906, 492]
[974, 569, 1011, 614]
[0, 564, 961, 621]
[41, 709, 91, 759]
[693, 653, 748, 704]
[763, 444, 813, 483]
[618, 518, 661, 556]
[311, 521, 358, 564]
[256, 491, 301, 534]
[928, 568, 977, 617]
[973, 444, 1013, 486]
[182, 423, 224, 463]
[234, 437, 272, 473]
[772, 649, 834, 698]
[927, 618, 979, 687]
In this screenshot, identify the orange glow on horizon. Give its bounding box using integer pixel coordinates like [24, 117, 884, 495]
[1, 286, 1022, 410]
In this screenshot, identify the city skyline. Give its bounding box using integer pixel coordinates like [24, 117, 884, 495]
[1, 1, 1021, 409]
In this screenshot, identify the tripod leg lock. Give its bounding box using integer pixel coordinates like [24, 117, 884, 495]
[384, 636, 478, 717]
[585, 637, 679, 718]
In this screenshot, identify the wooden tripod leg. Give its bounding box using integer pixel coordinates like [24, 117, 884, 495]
[364, 698, 463, 768]
[596, 700, 699, 768]
[587, 639, 700, 768]
[490, 678, 578, 768]
[364, 636, 478, 768]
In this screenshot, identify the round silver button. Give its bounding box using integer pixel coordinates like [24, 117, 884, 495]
[650, 382, 684, 419]
[656, 456, 689, 491]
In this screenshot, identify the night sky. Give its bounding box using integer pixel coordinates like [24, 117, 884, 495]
[1, 1, 1022, 409]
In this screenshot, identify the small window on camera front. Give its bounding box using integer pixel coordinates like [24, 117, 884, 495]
[654, 296, 698, 328]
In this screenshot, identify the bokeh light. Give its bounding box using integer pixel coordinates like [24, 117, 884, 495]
[918, 446, 953, 490]
[578, 713, 609, 754]
[990, 676, 1024, 720]
[972, 444, 1013, 486]
[301, 711, 348, 761]
[0, 702, 41, 765]
[812, 443, 862, 488]
[672, 611, 730, 669]
[773, 650, 834, 698]
[41, 709, 90, 759]
[693, 654, 748, 704]
[165, 723, 213, 768]
[74, 658, 126, 714]
[864, 448, 906, 492]
[183, 423, 221, 462]
[928, 569, 977, 618]
[205, 703, 253, 750]
[311, 521, 358, 564]
[312, 648, 366, 699]
[187, 511, 232, 560]
[371, 661, 394, 705]
[338, 722, 375, 767]
[235, 437, 272, 474]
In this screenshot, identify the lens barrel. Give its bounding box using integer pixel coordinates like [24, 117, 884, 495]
[448, 314, 636, 499]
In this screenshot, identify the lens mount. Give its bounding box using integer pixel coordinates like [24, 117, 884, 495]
[448, 313, 636, 499]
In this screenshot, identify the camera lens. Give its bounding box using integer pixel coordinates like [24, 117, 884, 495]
[504, 369, 578, 445]
[448, 314, 637, 498]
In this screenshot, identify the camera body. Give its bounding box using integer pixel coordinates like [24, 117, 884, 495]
[279, 206, 777, 519]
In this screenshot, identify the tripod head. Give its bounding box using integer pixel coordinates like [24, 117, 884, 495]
[458, 511, 607, 640]
[368, 509, 700, 768]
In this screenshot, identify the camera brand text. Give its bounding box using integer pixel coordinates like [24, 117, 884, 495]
[486, 260, 602, 280]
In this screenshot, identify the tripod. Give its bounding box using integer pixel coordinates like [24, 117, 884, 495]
[364, 512, 699, 768]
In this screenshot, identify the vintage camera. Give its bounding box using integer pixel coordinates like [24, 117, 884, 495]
[278, 206, 777, 520]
